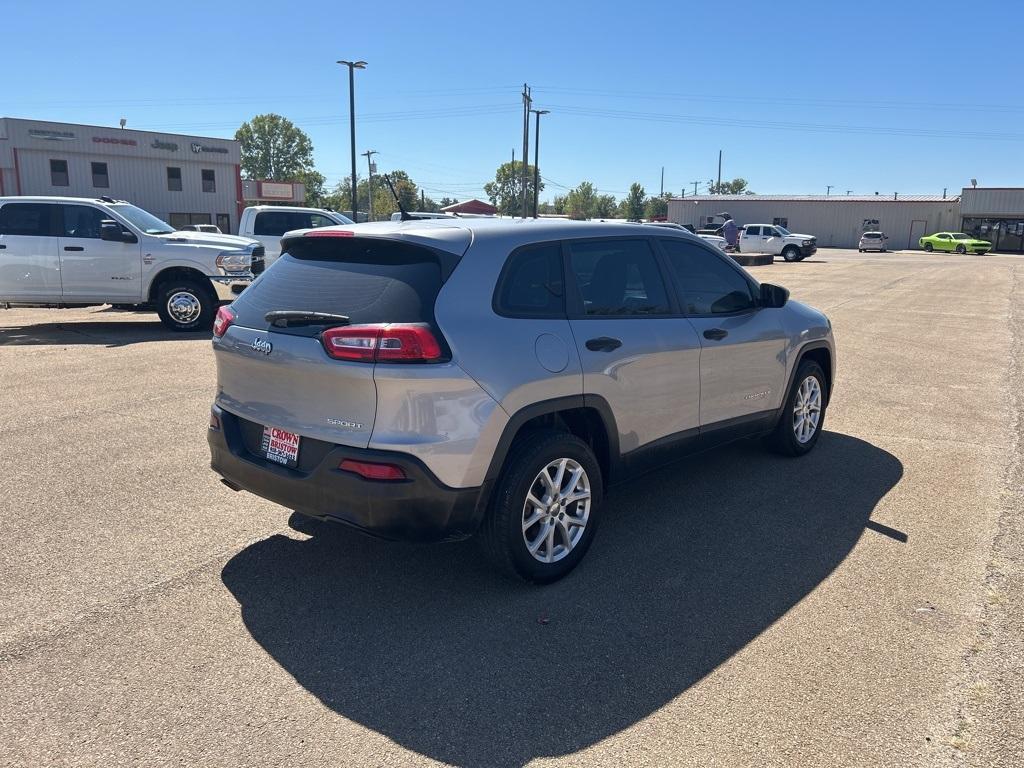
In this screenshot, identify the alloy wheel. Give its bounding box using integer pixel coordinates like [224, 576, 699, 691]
[521, 458, 591, 563]
[167, 291, 202, 324]
[792, 375, 822, 444]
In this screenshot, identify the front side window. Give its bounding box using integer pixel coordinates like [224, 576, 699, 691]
[494, 243, 564, 317]
[567, 239, 670, 316]
[659, 238, 756, 315]
[107, 203, 174, 234]
[50, 159, 69, 187]
[91, 162, 109, 188]
[309, 213, 337, 229]
[201, 169, 215, 193]
[254, 211, 310, 236]
[765, 228, 779, 237]
[951, 233, 970, 240]
[0, 203, 58, 236]
[61, 205, 107, 239]
[167, 167, 182, 191]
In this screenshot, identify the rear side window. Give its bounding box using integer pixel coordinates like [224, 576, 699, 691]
[494, 243, 564, 317]
[0, 203, 58, 236]
[745, 226, 761, 236]
[231, 237, 444, 331]
[254, 211, 312, 236]
[659, 239, 756, 315]
[567, 239, 671, 316]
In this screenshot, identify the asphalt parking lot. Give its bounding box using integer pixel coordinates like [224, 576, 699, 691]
[1, 248, 1021, 767]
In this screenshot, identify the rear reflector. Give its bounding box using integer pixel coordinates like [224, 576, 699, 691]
[213, 306, 236, 338]
[339, 459, 407, 481]
[321, 324, 442, 363]
[305, 229, 355, 237]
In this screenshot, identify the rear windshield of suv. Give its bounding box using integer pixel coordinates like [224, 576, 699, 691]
[231, 237, 444, 331]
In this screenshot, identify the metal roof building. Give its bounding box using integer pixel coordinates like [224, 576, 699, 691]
[0, 117, 242, 234]
[668, 194, 962, 249]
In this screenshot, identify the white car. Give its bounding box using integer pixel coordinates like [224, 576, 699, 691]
[858, 231, 888, 252]
[698, 233, 729, 251]
[0, 196, 261, 330]
[740, 224, 817, 262]
[238, 205, 353, 266]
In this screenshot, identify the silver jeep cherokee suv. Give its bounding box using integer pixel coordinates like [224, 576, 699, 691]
[208, 219, 834, 582]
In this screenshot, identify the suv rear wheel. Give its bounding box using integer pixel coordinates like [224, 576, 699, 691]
[479, 430, 603, 583]
[768, 359, 827, 456]
[156, 278, 215, 332]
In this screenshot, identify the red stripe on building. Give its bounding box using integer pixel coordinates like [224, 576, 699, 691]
[235, 164, 244, 233]
[12, 147, 21, 195]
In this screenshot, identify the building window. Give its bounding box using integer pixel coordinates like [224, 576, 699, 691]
[202, 169, 215, 193]
[216, 213, 231, 234]
[167, 167, 182, 192]
[50, 159, 69, 187]
[91, 162, 109, 189]
[772, 217, 789, 228]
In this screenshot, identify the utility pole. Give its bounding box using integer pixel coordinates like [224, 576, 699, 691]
[846, 190, 853, 195]
[361, 149, 378, 220]
[530, 108, 549, 218]
[691, 180, 700, 196]
[826, 185, 833, 196]
[717, 150, 722, 191]
[337, 59, 367, 221]
[521, 84, 531, 218]
[421, 190, 425, 208]
[660, 166, 664, 197]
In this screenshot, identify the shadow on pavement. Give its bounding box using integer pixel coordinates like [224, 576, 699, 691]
[0, 320, 207, 347]
[222, 432, 902, 768]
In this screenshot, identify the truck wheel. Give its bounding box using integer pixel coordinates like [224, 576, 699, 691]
[767, 359, 827, 456]
[478, 430, 603, 584]
[924, 242, 933, 252]
[155, 278, 215, 332]
[782, 246, 801, 262]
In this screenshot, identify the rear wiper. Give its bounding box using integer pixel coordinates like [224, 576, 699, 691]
[265, 310, 350, 328]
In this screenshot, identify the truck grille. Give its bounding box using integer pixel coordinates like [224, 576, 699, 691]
[250, 246, 265, 275]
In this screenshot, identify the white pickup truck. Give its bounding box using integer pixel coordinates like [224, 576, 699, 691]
[238, 205, 352, 267]
[0, 196, 262, 331]
[739, 224, 817, 262]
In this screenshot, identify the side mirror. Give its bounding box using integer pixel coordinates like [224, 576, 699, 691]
[100, 220, 137, 243]
[759, 282, 789, 309]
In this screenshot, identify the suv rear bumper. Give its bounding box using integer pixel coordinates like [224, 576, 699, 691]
[208, 406, 484, 541]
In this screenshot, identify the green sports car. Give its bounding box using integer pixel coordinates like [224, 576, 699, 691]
[919, 232, 991, 254]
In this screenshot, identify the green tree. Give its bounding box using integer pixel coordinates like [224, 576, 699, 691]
[594, 194, 618, 219]
[707, 177, 752, 195]
[552, 195, 567, 215]
[622, 182, 646, 221]
[235, 114, 315, 180]
[644, 195, 669, 220]
[439, 197, 458, 208]
[295, 169, 326, 207]
[328, 169, 419, 221]
[484, 161, 542, 216]
[565, 181, 598, 220]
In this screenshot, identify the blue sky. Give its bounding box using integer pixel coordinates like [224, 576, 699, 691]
[5, 0, 1021, 203]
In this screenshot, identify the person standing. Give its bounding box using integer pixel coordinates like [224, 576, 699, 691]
[719, 212, 739, 250]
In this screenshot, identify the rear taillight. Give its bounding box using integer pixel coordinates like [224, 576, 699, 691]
[321, 324, 442, 363]
[213, 306, 235, 338]
[339, 459, 407, 481]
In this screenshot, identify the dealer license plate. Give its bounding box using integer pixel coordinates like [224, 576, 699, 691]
[261, 425, 300, 467]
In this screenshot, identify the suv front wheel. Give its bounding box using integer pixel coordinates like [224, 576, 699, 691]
[479, 430, 603, 583]
[768, 359, 827, 456]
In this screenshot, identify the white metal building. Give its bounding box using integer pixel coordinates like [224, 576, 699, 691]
[668, 194, 962, 249]
[0, 117, 242, 233]
[959, 187, 1024, 254]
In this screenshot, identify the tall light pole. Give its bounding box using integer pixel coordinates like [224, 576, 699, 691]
[529, 109, 549, 218]
[337, 59, 366, 221]
[826, 185, 833, 196]
[362, 149, 378, 220]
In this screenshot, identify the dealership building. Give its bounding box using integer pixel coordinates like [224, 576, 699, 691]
[0, 117, 242, 233]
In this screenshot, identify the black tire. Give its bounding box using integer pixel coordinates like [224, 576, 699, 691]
[881, 248, 887, 253]
[478, 430, 603, 583]
[924, 242, 933, 252]
[782, 246, 801, 262]
[956, 244, 967, 254]
[858, 249, 864, 252]
[155, 278, 216, 332]
[767, 359, 828, 457]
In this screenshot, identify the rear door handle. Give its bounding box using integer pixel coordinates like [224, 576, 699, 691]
[63, 246, 84, 252]
[703, 328, 728, 341]
[585, 336, 622, 352]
